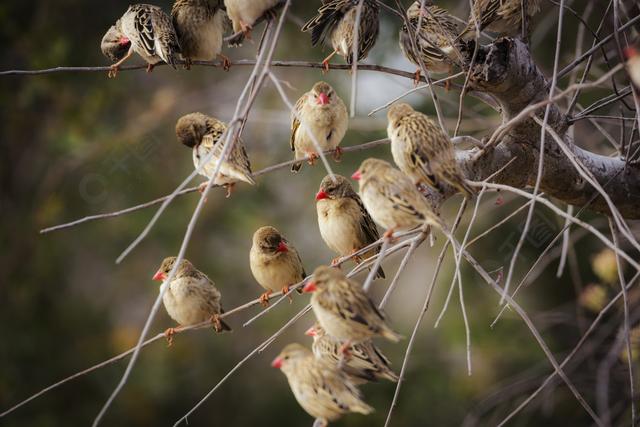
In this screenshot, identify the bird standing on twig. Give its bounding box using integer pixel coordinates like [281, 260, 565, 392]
[290, 81, 348, 172]
[171, 0, 231, 70]
[315, 174, 385, 279]
[175, 112, 255, 198]
[458, 0, 541, 40]
[106, 4, 181, 77]
[152, 257, 231, 345]
[302, 0, 380, 73]
[250, 226, 306, 306]
[271, 343, 373, 427]
[387, 103, 475, 197]
[101, 25, 132, 63]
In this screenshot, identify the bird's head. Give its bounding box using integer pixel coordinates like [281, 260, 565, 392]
[624, 46, 638, 60]
[315, 174, 354, 201]
[152, 256, 192, 282]
[253, 226, 290, 255]
[175, 113, 209, 148]
[387, 102, 415, 124]
[352, 157, 390, 185]
[271, 343, 311, 370]
[302, 265, 344, 294]
[101, 25, 132, 62]
[304, 322, 326, 338]
[309, 81, 336, 107]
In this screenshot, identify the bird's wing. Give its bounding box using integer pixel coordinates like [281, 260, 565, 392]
[290, 94, 306, 151]
[350, 193, 381, 245]
[132, 5, 158, 58]
[301, 0, 354, 46]
[148, 6, 181, 67]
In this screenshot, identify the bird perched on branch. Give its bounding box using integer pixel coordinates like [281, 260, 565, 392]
[101, 25, 132, 63]
[625, 46, 640, 89]
[387, 103, 475, 197]
[303, 266, 401, 350]
[171, 0, 230, 70]
[302, 0, 380, 73]
[315, 174, 384, 279]
[399, 0, 464, 86]
[271, 343, 373, 427]
[175, 112, 255, 198]
[352, 158, 444, 236]
[458, 0, 541, 40]
[153, 257, 231, 345]
[290, 81, 348, 172]
[223, 0, 281, 41]
[250, 226, 306, 306]
[106, 4, 181, 77]
[306, 322, 398, 384]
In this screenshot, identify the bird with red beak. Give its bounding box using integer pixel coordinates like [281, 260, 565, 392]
[625, 45, 640, 89]
[249, 226, 307, 306]
[289, 81, 348, 172]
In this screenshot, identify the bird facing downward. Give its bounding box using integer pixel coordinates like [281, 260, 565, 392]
[153, 256, 231, 344]
[315, 174, 384, 279]
[302, 0, 380, 72]
[101, 25, 132, 63]
[175, 112, 255, 198]
[272, 343, 373, 427]
[249, 226, 306, 306]
[387, 102, 474, 197]
[290, 81, 348, 172]
[303, 265, 401, 345]
[459, 0, 541, 40]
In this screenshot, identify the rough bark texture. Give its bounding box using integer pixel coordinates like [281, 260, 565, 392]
[451, 38, 640, 219]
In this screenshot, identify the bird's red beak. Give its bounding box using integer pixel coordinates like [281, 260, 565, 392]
[271, 356, 283, 369]
[315, 190, 329, 201]
[624, 46, 638, 59]
[305, 326, 317, 337]
[118, 36, 130, 46]
[317, 93, 330, 105]
[152, 270, 166, 281]
[276, 241, 289, 253]
[351, 170, 362, 181]
[303, 281, 317, 293]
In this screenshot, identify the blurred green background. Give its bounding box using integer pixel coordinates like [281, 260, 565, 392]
[1, 1, 638, 426]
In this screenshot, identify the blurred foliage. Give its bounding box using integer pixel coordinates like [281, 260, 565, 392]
[1, 1, 637, 426]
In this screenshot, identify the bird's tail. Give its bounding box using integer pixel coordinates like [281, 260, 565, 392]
[291, 161, 302, 173]
[382, 327, 403, 343]
[218, 319, 232, 333]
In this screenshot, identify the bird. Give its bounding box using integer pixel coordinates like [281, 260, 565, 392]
[107, 4, 182, 77]
[315, 174, 384, 279]
[302, 0, 380, 72]
[625, 46, 640, 89]
[175, 112, 255, 198]
[458, 0, 541, 40]
[101, 25, 132, 64]
[271, 343, 373, 427]
[290, 81, 348, 172]
[352, 158, 444, 237]
[171, 0, 231, 70]
[387, 103, 475, 197]
[399, 0, 464, 86]
[303, 265, 401, 350]
[249, 226, 306, 306]
[223, 0, 281, 40]
[152, 256, 231, 345]
[305, 322, 398, 384]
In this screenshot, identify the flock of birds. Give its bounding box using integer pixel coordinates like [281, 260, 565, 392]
[92, 1, 640, 426]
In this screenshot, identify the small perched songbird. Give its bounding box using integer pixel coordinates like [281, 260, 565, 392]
[250, 226, 306, 306]
[459, 0, 541, 40]
[302, 0, 380, 72]
[387, 103, 474, 197]
[272, 343, 373, 426]
[625, 46, 640, 89]
[315, 174, 384, 279]
[171, 0, 230, 70]
[303, 266, 401, 348]
[101, 25, 132, 63]
[175, 112, 255, 197]
[290, 81, 348, 172]
[223, 0, 281, 38]
[306, 322, 398, 384]
[352, 158, 444, 236]
[399, 0, 464, 85]
[107, 4, 181, 77]
[153, 257, 231, 344]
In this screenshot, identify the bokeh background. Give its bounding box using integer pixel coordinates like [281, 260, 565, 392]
[2, 1, 639, 426]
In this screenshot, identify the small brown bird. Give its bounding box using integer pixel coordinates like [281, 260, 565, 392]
[101, 25, 132, 63]
[290, 81, 348, 172]
[399, 1, 463, 85]
[625, 46, 640, 89]
[223, 0, 281, 37]
[306, 322, 398, 384]
[352, 158, 444, 236]
[250, 226, 306, 306]
[315, 174, 384, 279]
[108, 4, 181, 77]
[303, 266, 401, 348]
[153, 257, 231, 344]
[387, 103, 474, 197]
[272, 343, 373, 426]
[459, 0, 541, 40]
[175, 112, 255, 198]
[302, 0, 380, 72]
[171, 0, 230, 70]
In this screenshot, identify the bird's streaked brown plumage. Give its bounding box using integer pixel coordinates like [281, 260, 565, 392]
[459, 0, 541, 40]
